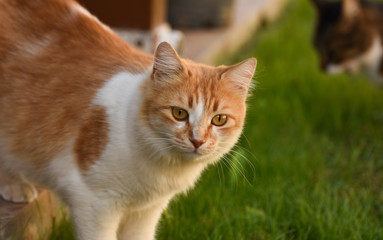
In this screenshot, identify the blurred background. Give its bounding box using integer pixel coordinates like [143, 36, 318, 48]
[77, 0, 286, 63]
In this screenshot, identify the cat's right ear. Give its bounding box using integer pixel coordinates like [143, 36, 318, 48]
[152, 42, 186, 87]
[342, 0, 360, 19]
[221, 58, 257, 97]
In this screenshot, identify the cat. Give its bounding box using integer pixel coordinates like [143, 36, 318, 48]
[311, 0, 383, 85]
[0, 0, 257, 239]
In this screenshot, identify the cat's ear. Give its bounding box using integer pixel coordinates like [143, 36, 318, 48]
[152, 41, 186, 87]
[221, 58, 257, 96]
[342, 0, 360, 19]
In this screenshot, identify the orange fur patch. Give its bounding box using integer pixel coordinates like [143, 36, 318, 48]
[0, 0, 152, 167]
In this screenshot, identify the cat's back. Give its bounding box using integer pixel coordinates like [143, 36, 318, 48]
[0, 0, 153, 77]
[0, 0, 153, 166]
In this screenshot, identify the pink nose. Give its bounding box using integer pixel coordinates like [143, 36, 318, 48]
[189, 138, 206, 149]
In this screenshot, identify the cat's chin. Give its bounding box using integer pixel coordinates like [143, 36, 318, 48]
[170, 149, 211, 162]
[182, 151, 204, 160]
[181, 151, 221, 164]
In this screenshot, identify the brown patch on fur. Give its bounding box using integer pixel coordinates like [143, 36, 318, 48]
[74, 106, 108, 172]
[188, 95, 193, 108]
[213, 100, 219, 112]
[0, 0, 153, 166]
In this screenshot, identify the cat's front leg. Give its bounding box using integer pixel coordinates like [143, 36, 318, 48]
[70, 199, 123, 240]
[0, 166, 37, 203]
[118, 200, 168, 240]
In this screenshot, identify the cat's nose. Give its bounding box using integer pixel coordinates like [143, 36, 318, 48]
[189, 138, 206, 149]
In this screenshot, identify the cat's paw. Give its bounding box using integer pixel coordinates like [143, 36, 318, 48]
[0, 182, 38, 203]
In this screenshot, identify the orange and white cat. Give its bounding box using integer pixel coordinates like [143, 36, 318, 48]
[0, 0, 256, 239]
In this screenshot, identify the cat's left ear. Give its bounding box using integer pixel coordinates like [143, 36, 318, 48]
[221, 58, 257, 96]
[152, 41, 186, 87]
[342, 0, 360, 19]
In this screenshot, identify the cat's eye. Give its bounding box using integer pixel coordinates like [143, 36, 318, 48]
[211, 114, 227, 126]
[172, 107, 188, 121]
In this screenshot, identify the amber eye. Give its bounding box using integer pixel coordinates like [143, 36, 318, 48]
[172, 107, 188, 121]
[211, 114, 227, 126]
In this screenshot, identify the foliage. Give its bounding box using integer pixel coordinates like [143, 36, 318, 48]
[158, 0, 383, 239]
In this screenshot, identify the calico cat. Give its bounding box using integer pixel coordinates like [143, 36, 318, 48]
[0, 0, 256, 239]
[312, 0, 383, 85]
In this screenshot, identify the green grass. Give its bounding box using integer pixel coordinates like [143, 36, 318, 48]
[49, 0, 383, 239]
[157, 0, 383, 239]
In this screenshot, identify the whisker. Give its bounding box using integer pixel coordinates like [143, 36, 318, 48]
[216, 147, 254, 186]
[147, 145, 175, 160]
[151, 131, 174, 137]
[220, 154, 240, 187]
[226, 148, 256, 178]
[224, 152, 254, 186]
[241, 133, 253, 151]
[234, 142, 258, 160]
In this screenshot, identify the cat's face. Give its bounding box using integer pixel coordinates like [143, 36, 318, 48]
[141, 42, 256, 163]
[312, 0, 376, 74]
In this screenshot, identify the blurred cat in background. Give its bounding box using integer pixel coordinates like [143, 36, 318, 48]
[311, 0, 383, 85]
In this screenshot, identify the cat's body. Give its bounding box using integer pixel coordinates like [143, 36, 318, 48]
[0, 0, 256, 239]
[312, 0, 383, 85]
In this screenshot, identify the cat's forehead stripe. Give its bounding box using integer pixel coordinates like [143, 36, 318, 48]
[188, 95, 193, 108]
[194, 86, 200, 103]
[206, 89, 217, 112]
[185, 77, 223, 112]
[213, 100, 219, 112]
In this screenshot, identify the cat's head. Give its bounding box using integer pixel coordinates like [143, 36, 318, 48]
[312, 0, 377, 74]
[140, 42, 256, 163]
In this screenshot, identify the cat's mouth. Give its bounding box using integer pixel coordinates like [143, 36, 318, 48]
[183, 150, 202, 158]
[176, 148, 209, 161]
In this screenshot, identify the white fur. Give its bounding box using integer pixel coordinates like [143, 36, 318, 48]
[72, 3, 94, 19]
[326, 35, 383, 85]
[74, 70, 209, 239]
[189, 101, 205, 139]
[360, 35, 383, 83]
[16, 34, 54, 57]
[326, 64, 346, 74]
[23, 37, 52, 56]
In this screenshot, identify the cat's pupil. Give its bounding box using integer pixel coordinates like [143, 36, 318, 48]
[178, 109, 182, 116]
